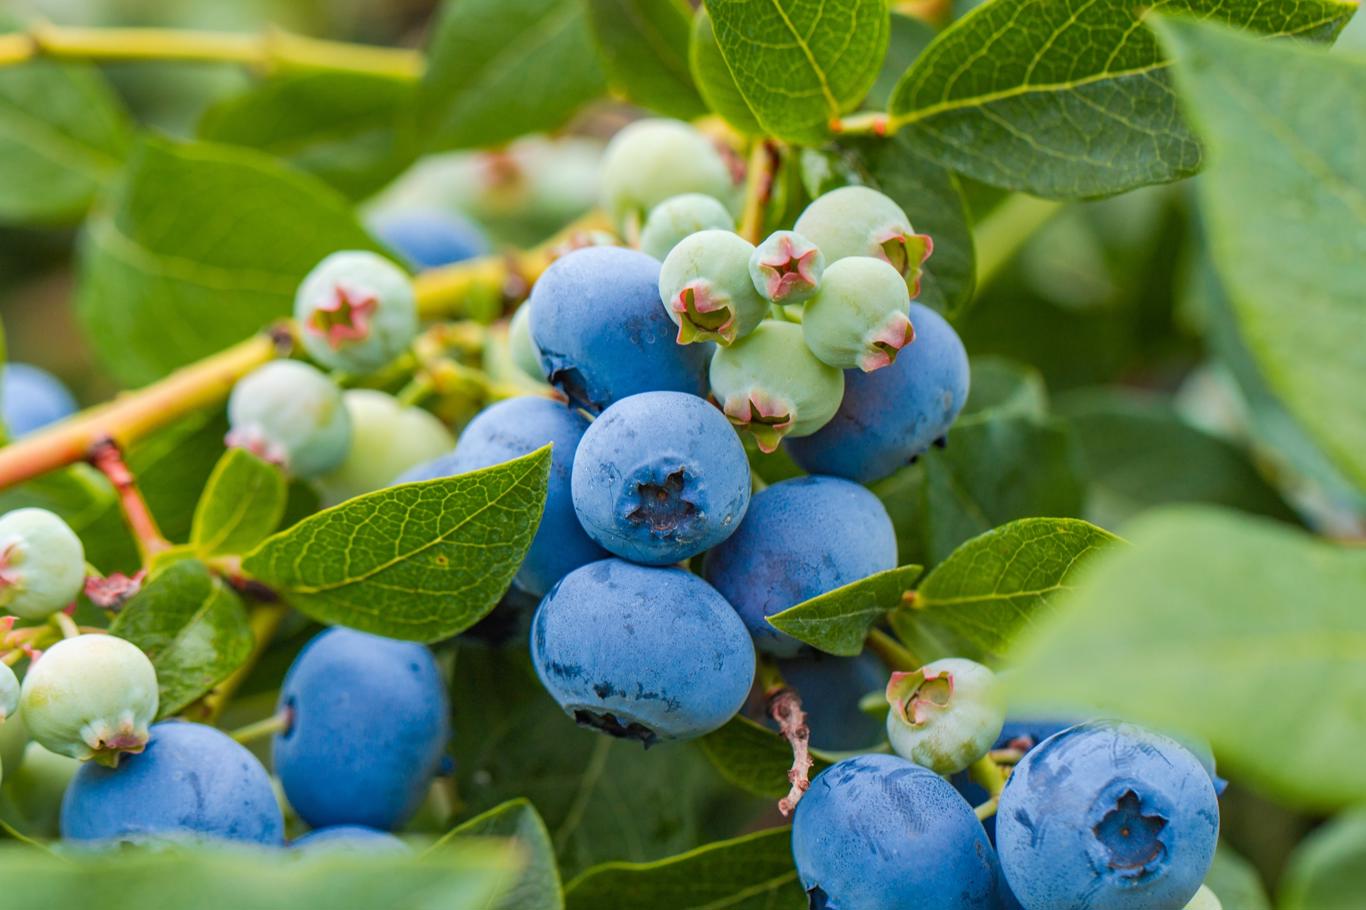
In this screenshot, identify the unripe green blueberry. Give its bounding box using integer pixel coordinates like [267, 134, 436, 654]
[0, 710, 25, 778]
[227, 361, 352, 479]
[600, 119, 738, 231]
[749, 231, 824, 305]
[314, 390, 455, 506]
[508, 305, 544, 383]
[3, 741, 80, 837]
[0, 508, 86, 620]
[659, 230, 768, 345]
[885, 658, 1004, 775]
[0, 662, 17, 724]
[295, 251, 418, 374]
[1185, 885, 1222, 910]
[803, 257, 914, 371]
[794, 186, 933, 295]
[639, 194, 735, 261]
[708, 321, 844, 453]
[20, 634, 159, 766]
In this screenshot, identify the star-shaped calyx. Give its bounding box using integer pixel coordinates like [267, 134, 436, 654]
[877, 229, 934, 298]
[671, 281, 737, 344]
[721, 390, 793, 454]
[757, 234, 822, 303]
[305, 282, 379, 350]
[885, 666, 954, 727]
[1094, 790, 1168, 877]
[858, 311, 917, 372]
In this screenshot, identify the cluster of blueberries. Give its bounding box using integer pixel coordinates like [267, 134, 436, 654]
[0, 117, 1225, 908]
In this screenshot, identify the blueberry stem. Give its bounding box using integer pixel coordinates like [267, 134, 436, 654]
[969, 753, 1008, 799]
[738, 141, 781, 244]
[228, 709, 292, 745]
[196, 603, 288, 724]
[767, 687, 814, 817]
[866, 628, 920, 671]
[88, 437, 171, 563]
[50, 611, 80, 640]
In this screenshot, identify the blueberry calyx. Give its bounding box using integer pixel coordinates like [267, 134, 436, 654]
[756, 236, 821, 303]
[720, 391, 793, 454]
[859, 311, 916, 373]
[1093, 789, 1169, 878]
[305, 283, 378, 349]
[626, 469, 698, 534]
[572, 708, 659, 748]
[886, 667, 953, 727]
[671, 283, 736, 344]
[879, 230, 934, 295]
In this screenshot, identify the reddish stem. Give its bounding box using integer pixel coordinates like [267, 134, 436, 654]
[88, 438, 170, 560]
[768, 687, 814, 817]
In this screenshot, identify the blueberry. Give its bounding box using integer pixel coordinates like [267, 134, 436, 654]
[659, 230, 768, 345]
[313, 390, 454, 506]
[995, 721, 1220, 910]
[274, 628, 450, 831]
[294, 824, 410, 855]
[704, 476, 896, 657]
[528, 246, 712, 413]
[507, 305, 545, 383]
[886, 658, 1004, 775]
[599, 119, 737, 231]
[639, 193, 735, 261]
[952, 716, 1080, 843]
[804, 257, 914, 372]
[227, 360, 352, 479]
[0, 662, 17, 724]
[786, 303, 969, 483]
[20, 634, 158, 765]
[62, 720, 283, 845]
[776, 651, 887, 752]
[400, 396, 607, 596]
[794, 186, 933, 294]
[2, 363, 77, 436]
[369, 209, 489, 271]
[0, 508, 86, 621]
[571, 391, 749, 566]
[295, 251, 418, 374]
[0, 710, 25, 778]
[530, 558, 755, 745]
[708, 320, 844, 453]
[792, 753, 998, 909]
[749, 230, 825, 306]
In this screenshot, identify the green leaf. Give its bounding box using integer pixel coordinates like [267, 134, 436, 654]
[584, 0, 706, 119]
[1154, 18, 1366, 494]
[768, 565, 922, 656]
[1008, 506, 1366, 810]
[450, 647, 764, 877]
[805, 133, 976, 316]
[439, 799, 563, 910]
[964, 357, 1049, 421]
[75, 137, 380, 385]
[191, 448, 288, 558]
[704, 0, 889, 144]
[242, 448, 551, 643]
[0, 15, 132, 224]
[890, 517, 1119, 665]
[698, 716, 832, 800]
[1058, 388, 1297, 528]
[1279, 807, 1366, 910]
[0, 841, 517, 909]
[133, 410, 239, 553]
[1206, 843, 1271, 910]
[888, 0, 1355, 198]
[564, 827, 804, 910]
[197, 70, 417, 200]
[419, 0, 606, 152]
[689, 9, 762, 135]
[867, 13, 935, 109]
[109, 560, 253, 717]
[875, 413, 1087, 568]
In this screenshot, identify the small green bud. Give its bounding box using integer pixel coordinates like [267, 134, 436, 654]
[0, 508, 86, 620]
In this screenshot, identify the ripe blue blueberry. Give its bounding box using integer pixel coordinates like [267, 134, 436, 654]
[294, 824, 410, 855]
[399, 396, 607, 596]
[776, 651, 887, 752]
[274, 628, 450, 831]
[749, 230, 824, 306]
[792, 753, 998, 909]
[313, 390, 454, 505]
[20, 634, 158, 765]
[794, 186, 933, 295]
[708, 320, 845, 453]
[571, 391, 750, 565]
[2, 363, 77, 436]
[295, 251, 418, 374]
[658, 230, 768, 345]
[369, 209, 489, 271]
[528, 246, 712, 413]
[803, 257, 914, 372]
[507, 305, 545, 383]
[885, 658, 1004, 775]
[0, 507, 85, 620]
[952, 716, 1079, 843]
[786, 303, 969, 484]
[599, 119, 737, 231]
[995, 721, 1220, 910]
[227, 360, 351, 479]
[62, 720, 284, 845]
[639, 193, 735, 261]
[530, 559, 755, 745]
[704, 476, 896, 656]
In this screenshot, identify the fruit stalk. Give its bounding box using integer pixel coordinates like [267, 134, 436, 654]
[768, 687, 813, 817]
[866, 627, 920, 671]
[88, 438, 170, 561]
[737, 141, 780, 244]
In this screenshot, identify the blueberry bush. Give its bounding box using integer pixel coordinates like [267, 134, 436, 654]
[0, 0, 1362, 906]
